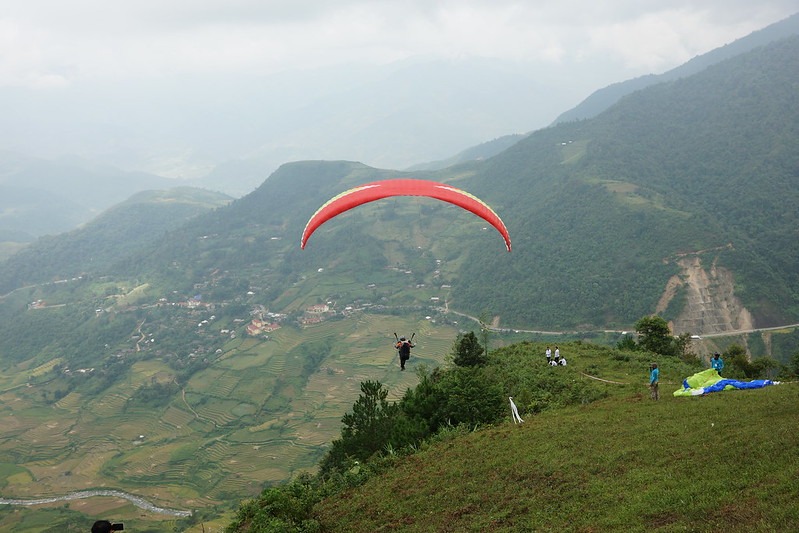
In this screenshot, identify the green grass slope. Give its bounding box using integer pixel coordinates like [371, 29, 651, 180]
[314, 382, 798, 532]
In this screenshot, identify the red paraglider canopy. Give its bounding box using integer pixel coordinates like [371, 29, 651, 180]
[301, 179, 511, 251]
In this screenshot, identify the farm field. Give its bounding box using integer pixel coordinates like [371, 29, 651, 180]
[0, 312, 459, 529]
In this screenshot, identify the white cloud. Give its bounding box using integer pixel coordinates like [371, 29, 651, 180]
[1, 1, 796, 87]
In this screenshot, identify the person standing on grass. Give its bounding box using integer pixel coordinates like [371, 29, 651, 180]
[546, 346, 552, 363]
[649, 363, 660, 400]
[711, 352, 724, 375]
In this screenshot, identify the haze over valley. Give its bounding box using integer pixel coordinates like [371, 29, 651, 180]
[1, 5, 798, 531]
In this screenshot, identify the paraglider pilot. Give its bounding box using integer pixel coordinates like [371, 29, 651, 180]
[711, 352, 724, 375]
[395, 335, 415, 370]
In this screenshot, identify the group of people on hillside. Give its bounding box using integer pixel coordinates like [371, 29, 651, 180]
[545, 346, 567, 366]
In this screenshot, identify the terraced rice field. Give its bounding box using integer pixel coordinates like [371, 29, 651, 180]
[0, 312, 459, 520]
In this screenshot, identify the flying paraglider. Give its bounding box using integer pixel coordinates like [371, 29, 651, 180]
[300, 179, 511, 251]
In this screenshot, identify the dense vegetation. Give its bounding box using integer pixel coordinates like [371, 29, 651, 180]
[454, 36, 799, 328]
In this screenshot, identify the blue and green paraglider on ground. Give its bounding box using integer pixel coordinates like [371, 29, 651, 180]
[674, 368, 778, 397]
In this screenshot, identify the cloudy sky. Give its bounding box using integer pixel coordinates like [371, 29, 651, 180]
[1, 1, 797, 191]
[3, 0, 796, 88]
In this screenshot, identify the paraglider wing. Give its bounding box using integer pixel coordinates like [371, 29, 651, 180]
[673, 369, 776, 396]
[301, 179, 511, 251]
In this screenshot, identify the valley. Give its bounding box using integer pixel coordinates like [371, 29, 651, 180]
[0, 18, 798, 532]
[0, 265, 471, 526]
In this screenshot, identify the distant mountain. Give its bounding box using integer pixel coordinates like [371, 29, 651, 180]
[187, 60, 560, 195]
[126, 35, 799, 334]
[1, 26, 798, 530]
[4, 36, 797, 336]
[2, 58, 572, 198]
[0, 187, 231, 292]
[0, 152, 176, 242]
[552, 11, 799, 124]
[455, 35, 799, 331]
[405, 134, 527, 172]
[408, 12, 799, 177]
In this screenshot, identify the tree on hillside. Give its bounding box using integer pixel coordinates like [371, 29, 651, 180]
[635, 315, 674, 356]
[723, 344, 752, 378]
[436, 366, 504, 426]
[478, 312, 492, 357]
[674, 332, 699, 364]
[721, 344, 781, 379]
[396, 368, 447, 439]
[318, 380, 399, 476]
[617, 333, 637, 351]
[452, 332, 487, 367]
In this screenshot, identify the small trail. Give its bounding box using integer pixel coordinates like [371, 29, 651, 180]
[577, 372, 629, 385]
[134, 320, 146, 351]
[182, 387, 219, 428]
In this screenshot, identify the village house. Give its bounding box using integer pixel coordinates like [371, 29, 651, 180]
[247, 319, 281, 336]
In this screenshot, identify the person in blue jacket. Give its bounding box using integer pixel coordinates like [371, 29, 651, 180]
[649, 363, 660, 400]
[711, 352, 724, 374]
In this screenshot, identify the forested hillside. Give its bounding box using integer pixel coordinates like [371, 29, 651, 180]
[0, 188, 231, 294]
[2, 36, 797, 336]
[552, 12, 799, 123]
[4, 37, 798, 334]
[453, 35, 799, 329]
[121, 29, 796, 337]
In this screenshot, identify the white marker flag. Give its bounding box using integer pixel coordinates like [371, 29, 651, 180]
[509, 396, 523, 424]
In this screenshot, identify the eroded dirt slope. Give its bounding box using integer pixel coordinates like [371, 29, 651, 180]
[656, 250, 754, 336]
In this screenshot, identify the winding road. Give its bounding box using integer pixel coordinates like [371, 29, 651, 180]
[441, 306, 799, 338]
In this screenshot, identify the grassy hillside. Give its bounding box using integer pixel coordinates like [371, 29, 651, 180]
[313, 379, 798, 532]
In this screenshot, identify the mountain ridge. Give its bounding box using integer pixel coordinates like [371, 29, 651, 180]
[0, 151, 179, 243]
[0, 187, 231, 293]
[5, 35, 798, 333]
[0, 24, 798, 532]
[552, 11, 799, 124]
